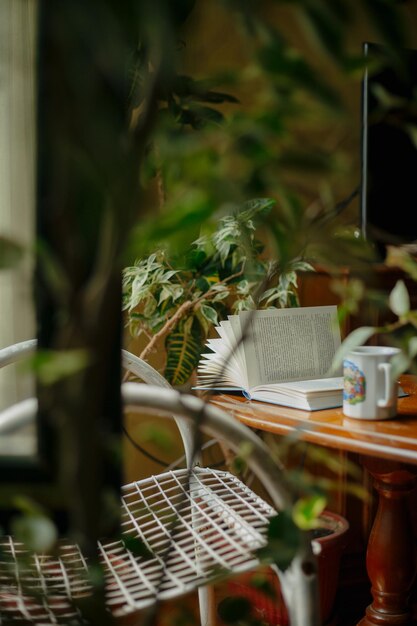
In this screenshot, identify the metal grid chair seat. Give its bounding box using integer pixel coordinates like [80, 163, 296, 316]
[0, 537, 90, 625]
[102, 467, 275, 618]
[0, 346, 320, 626]
[0, 468, 275, 623]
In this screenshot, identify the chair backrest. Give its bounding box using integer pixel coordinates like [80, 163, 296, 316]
[120, 349, 195, 466]
[121, 382, 321, 626]
[0, 340, 195, 467]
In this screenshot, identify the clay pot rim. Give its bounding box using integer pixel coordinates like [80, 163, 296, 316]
[314, 510, 349, 544]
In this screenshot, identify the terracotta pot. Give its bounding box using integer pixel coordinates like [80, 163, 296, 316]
[226, 510, 349, 626]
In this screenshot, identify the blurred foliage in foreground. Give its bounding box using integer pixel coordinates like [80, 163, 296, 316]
[126, 0, 415, 265]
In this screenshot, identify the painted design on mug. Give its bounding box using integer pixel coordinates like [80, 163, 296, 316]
[343, 360, 366, 404]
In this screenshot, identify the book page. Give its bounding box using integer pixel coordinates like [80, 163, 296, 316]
[253, 377, 343, 396]
[239, 306, 341, 387]
[196, 320, 246, 388]
[227, 315, 249, 389]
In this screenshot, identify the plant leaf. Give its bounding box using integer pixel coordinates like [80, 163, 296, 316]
[135, 422, 174, 452]
[158, 284, 184, 305]
[195, 307, 211, 335]
[258, 511, 301, 571]
[293, 495, 327, 530]
[299, 4, 344, 62]
[331, 326, 376, 372]
[165, 319, 202, 385]
[200, 304, 218, 326]
[144, 293, 158, 317]
[11, 515, 58, 552]
[406, 124, 417, 150]
[392, 351, 410, 379]
[386, 246, 417, 281]
[408, 337, 417, 359]
[290, 260, 314, 272]
[258, 30, 342, 110]
[24, 350, 91, 385]
[389, 280, 410, 317]
[0, 236, 24, 269]
[121, 535, 154, 560]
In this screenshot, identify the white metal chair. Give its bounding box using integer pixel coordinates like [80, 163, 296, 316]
[0, 342, 320, 626]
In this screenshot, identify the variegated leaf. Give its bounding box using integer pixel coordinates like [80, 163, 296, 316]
[165, 319, 202, 385]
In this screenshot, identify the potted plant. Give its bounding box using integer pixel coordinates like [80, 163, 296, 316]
[122, 198, 313, 386]
[224, 510, 349, 626]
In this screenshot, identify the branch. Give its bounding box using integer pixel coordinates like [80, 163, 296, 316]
[139, 269, 246, 360]
[192, 268, 246, 307]
[139, 299, 195, 360]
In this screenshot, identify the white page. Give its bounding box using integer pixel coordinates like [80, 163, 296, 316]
[239, 306, 341, 387]
[197, 320, 245, 387]
[218, 320, 245, 382]
[252, 377, 343, 396]
[197, 334, 228, 378]
[227, 315, 249, 389]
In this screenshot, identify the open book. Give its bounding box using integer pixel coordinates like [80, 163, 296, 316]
[195, 305, 344, 411]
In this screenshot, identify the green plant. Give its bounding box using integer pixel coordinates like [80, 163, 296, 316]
[123, 198, 313, 385]
[333, 246, 417, 375]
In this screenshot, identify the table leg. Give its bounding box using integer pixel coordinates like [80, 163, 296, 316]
[358, 458, 417, 626]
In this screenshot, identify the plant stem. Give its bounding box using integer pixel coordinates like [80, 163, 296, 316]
[139, 269, 246, 360]
[140, 299, 194, 359]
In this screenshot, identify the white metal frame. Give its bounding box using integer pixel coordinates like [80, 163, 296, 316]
[0, 339, 196, 469]
[0, 342, 320, 626]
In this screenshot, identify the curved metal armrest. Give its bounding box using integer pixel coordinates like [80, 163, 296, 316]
[0, 339, 37, 369]
[0, 340, 195, 466]
[0, 398, 38, 434]
[0, 342, 168, 392]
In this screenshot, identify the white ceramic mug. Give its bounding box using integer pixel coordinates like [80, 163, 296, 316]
[343, 346, 401, 420]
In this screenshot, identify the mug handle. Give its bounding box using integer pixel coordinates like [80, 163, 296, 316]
[378, 362, 394, 408]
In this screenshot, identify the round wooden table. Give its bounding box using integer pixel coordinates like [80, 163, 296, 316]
[210, 375, 417, 626]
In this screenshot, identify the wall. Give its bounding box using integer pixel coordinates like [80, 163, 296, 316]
[0, 0, 37, 409]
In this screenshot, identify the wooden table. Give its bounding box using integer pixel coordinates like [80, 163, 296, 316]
[210, 375, 417, 626]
